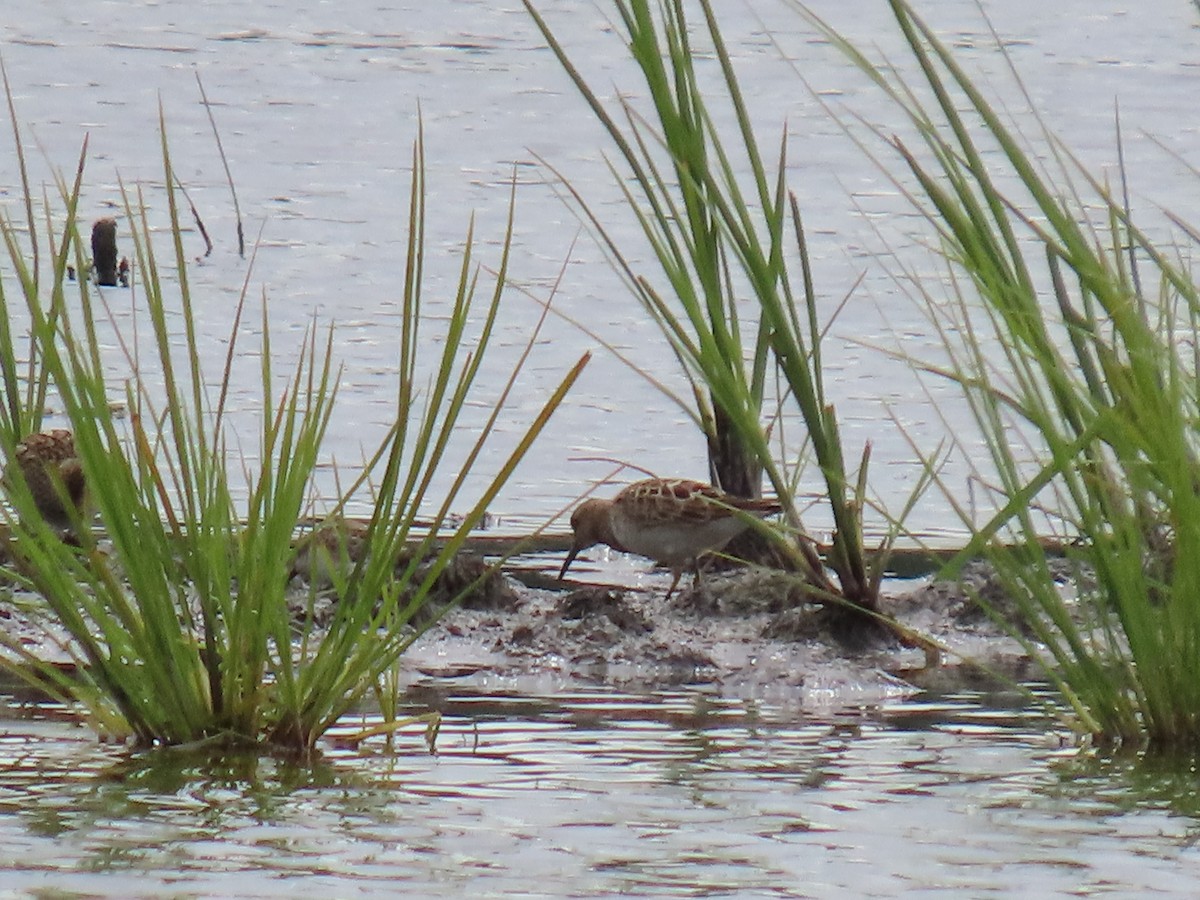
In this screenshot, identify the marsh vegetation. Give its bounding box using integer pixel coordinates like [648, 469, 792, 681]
[1, 0, 1199, 765]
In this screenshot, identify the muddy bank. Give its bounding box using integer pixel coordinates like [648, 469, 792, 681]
[396, 559, 1051, 704]
[0, 550, 1054, 710]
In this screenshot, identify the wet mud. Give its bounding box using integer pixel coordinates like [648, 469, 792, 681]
[395, 556, 1054, 703]
[0, 551, 1055, 708]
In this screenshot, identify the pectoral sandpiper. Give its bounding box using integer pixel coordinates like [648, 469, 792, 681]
[2, 429, 88, 535]
[559, 477, 782, 600]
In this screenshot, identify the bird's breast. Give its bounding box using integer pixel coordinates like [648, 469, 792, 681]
[609, 512, 749, 565]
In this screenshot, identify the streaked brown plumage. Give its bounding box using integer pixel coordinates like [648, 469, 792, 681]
[559, 477, 782, 599]
[3, 429, 87, 533]
[290, 517, 370, 586]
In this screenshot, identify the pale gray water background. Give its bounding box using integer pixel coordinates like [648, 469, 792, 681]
[2, 0, 1197, 537]
[2, 2, 1200, 896]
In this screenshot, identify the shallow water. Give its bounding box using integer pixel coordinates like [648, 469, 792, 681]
[2, 3, 1200, 895]
[1, 684, 1199, 898]
[1, 0, 1198, 534]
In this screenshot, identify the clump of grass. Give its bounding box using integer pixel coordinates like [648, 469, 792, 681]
[806, 0, 1200, 747]
[0, 109, 587, 755]
[525, 0, 934, 627]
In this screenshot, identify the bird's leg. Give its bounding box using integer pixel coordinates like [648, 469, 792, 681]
[663, 566, 684, 603]
[692, 555, 705, 594]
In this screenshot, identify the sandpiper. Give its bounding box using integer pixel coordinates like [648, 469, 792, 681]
[559, 477, 782, 599]
[290, 517, 370, 586]
[2, 429, 87, 534]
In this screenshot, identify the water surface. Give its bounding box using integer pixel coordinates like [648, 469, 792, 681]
[2, 684, 1199, 897]
[1, 0, 1196, 533]
[1, 7, 1199, 892]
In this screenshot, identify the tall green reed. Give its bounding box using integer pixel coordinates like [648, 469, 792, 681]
[804, 0, 1200, 747]
[525, 0, 934, 620]
[0, 113, 587, 754]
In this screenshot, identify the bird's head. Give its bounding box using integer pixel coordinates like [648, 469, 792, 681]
[558, 497, 617, 581]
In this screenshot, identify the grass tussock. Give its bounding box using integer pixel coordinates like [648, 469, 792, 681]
[0, 108, 587, 755]
[525, 0, 936, 629]
[802, 0, 1200, 748]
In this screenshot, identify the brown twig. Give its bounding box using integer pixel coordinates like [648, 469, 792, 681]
[565, 456, 658, 479]
[172, 176, 213, 258]
[194, 70, 244, 257]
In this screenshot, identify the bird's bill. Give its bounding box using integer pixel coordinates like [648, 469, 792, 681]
[558, 546, 580, 581]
